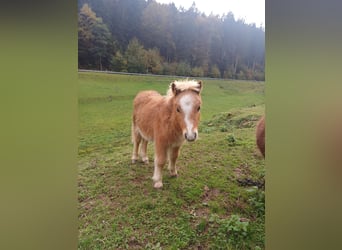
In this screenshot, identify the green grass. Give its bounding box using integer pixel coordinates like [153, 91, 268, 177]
[78, 72, 265, 249]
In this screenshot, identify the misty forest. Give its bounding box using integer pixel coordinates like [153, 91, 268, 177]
[78, 0, 265, 80]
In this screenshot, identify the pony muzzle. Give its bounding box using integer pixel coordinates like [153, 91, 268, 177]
[184, 131, 197, 142]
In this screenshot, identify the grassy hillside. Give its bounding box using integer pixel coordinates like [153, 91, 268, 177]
[78, 72, 265, 249]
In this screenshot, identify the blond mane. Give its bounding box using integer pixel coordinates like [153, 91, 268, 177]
[166, 79, 202, 97]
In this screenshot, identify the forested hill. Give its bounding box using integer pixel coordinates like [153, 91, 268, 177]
[78, 0, 265, 80]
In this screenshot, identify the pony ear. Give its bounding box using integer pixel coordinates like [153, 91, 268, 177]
[197, 80, 203, 93]
[171, 82, 181, 96]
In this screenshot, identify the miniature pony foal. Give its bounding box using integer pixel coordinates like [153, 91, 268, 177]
[132, 80, 203, 188]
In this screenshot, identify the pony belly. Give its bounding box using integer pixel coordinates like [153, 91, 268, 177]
[136, 126, 153, 142]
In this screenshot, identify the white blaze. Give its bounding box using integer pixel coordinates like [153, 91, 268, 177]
[180, 94, 194, 134]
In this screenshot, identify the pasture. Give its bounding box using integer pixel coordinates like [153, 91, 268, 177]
[78, 72, 265, 249]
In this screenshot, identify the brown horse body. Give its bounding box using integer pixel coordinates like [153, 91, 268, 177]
[132, 80, 203, 188]
[256, 115, 265, 157]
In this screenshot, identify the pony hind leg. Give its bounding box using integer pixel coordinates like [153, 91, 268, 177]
[131, 125, 142, 164]
[168, 146, 180, 177]
[139, 139, 149, 164]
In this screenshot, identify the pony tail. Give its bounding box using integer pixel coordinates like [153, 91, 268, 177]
[131, 122, 134, 144]
[131, 118, 137, 144]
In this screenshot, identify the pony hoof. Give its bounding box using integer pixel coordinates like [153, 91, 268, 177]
[131, 159, 137, 164]
[142, 158, 149, 164]
[170, 173, 178, 177]
[154, 182, 163, 189]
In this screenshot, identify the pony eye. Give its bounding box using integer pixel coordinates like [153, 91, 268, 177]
[197, 106, 201, 112]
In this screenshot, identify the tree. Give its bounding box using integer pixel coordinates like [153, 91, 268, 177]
[191, 66, 204, 77]
[125, 38, 147, 73]
[163, 62, 177, 75]
[141, 1, 176, 62]
[78, 4, 113, 70]
[111, 51, 127, 72]
[210, 65, 221, 78]
[145, 48, 163, 74]
[176, 61, 191, 76]
[223, 65, 235, 79]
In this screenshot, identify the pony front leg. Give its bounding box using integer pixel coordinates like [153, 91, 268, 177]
[152, 146, 167, 188]
[168, 146, 180, 177]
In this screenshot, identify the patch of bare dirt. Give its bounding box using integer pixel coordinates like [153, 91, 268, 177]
[127, 236, 143, 249]
[233, 163, 251, 178]
[194, 207, 210, 218]
[202, 185, 220, 203]
[234, 164, 265, 189]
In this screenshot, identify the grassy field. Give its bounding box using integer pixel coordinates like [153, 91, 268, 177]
[78, 72, 265, 249]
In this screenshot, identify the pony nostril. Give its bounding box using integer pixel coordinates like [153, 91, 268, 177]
[184, 132, 197, 142]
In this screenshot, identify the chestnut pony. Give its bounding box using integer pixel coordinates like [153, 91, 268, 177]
[256, 115, 265, 158]
[132, 79, 203, 188]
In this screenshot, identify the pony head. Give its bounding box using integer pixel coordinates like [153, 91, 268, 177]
[168, 79, 203, 142]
